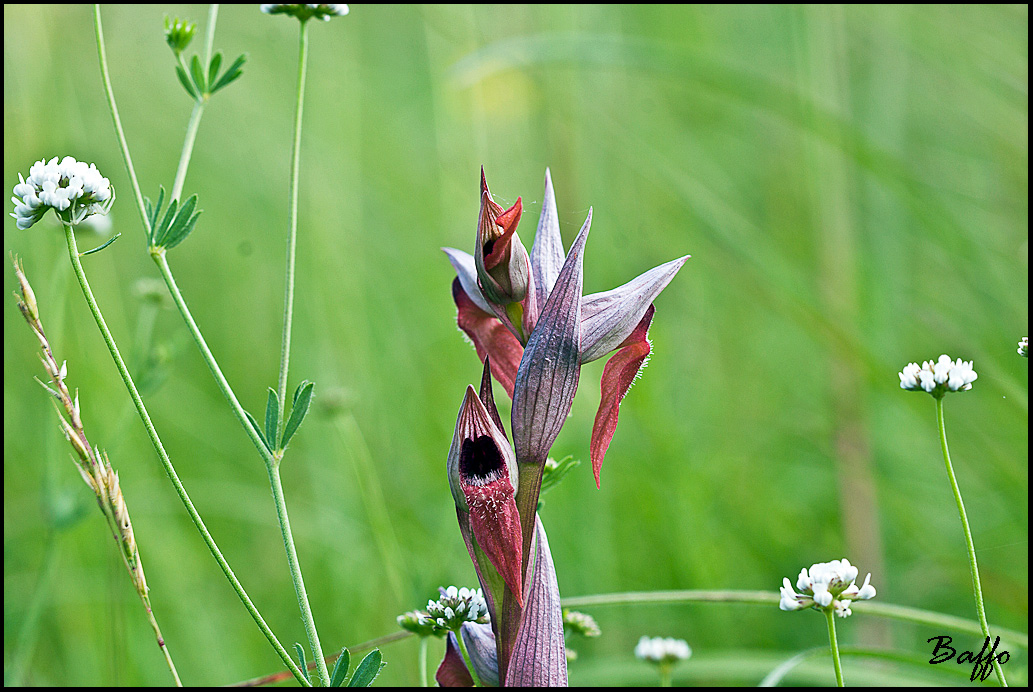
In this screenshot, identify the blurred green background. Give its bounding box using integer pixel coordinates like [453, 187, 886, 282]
[4, 4, 1027, 686]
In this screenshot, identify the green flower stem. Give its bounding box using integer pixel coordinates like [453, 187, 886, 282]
[560, 590, 1028, 649]
[170, 100, 204, 202]
[658, 661, 673, 687]
[140, 592, 181, 686]
[169, 3, 217, 202]
[276, 18, 310, 435]
[824, 608, 844, 687]
[935, 397, 1008, 687]
[153, 252, 329, 687]
[62, 224, 309, 687]
[152, 252, 272, 461]
[94, 5, 148, 233]
[418, 636, 429, 687]
[454, 628, 482, 687]
[268, 459, 332, 687]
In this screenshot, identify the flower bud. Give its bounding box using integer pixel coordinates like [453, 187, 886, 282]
[474, 169, 532, 307]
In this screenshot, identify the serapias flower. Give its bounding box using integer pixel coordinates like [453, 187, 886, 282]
[635, 636, 692, 664]
[1019, 337, 1028, 358]
[11, 156, 113, 230]
[260, 4, 349, 21]
[426, 586, 490, 632]
[445, 168, 688, 487]
[779, 558, 876, 618]
[898, 355, 977, 398]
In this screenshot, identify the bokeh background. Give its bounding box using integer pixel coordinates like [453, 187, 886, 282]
[4, 4, 1027, 686]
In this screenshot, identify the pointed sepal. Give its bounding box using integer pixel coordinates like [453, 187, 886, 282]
[580, 255, 688, 363]
[474, 169, 532, 307]
[529, 168, 564, 306]
[511, 210, 590, 466]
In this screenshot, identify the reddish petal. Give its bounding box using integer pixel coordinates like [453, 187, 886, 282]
[590, 305, 654, 487]
[436, 632, 474, 687]
[453, 278, 523, 397]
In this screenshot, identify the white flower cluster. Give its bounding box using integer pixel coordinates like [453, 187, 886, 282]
[260, 4, 349, 20]
[898, 355, 977, 396]
[11, 156, 112, 230]
[779, 558, 876, 618]
[634, 636, 691, 664]
[425, 585, 488, 632]
[1019, 337, 1028, 358]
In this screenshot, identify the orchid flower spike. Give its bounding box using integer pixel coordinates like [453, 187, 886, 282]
[445, 168, 689, 486]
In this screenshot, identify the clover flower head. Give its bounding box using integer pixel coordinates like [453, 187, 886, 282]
[779, 558, 876, 617]
[396, 609, 442, 638]
[562, 609, 601, 638]
[634, 636, 691, 665]
[1019, 337, 1028, 358]
[898, 354, 977, 397]
[425, 586, 489, 632]
[11, 156, 113, 230]
[260, 4, 349, 21]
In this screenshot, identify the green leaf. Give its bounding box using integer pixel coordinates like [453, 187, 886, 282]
[162, 209, 201, 249]
[153, 197, 179, 246]
[161, 194, 202, 249]
[175, 63, 198, 99]
[244, 410, 270, 452]
[265, 388, 280, 450]
[210, 53, 247, 93]
[145, 186, 166, 242]
[540, 456, 580, 495]
[347, 649, 384, 687]
[294, 643, 311, 684]
[190, 53, 207, 93]
[330, 648, 351, 687]
[281, 381, 314, 449]
[81, 233, 121, 256]
[207, 51, 223, 88]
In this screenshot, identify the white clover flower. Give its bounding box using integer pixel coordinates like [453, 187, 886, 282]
[898, 354, 977, 398]
[425, 585, 488, 632]
[635, 636, 692, 664]
[1019, 337, 1028, 358]
[261, 4, 349, 21]
[779, 558, 876, 618]
[11, 156, 113, 230]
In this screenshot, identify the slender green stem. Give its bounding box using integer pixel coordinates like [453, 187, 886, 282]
[202, 4, 218, 66]
[824, 608, 844, 686]
[268, 462, 331, 687]
[454, 628, 482, 687]
[94, 5, 148, 232]
[658, 661, 673, 687]
[153, 253, 273, 462]
[171, 101, 204, 202]
[935, 397, 1008, 686]
[63, 223, 309, 686]
[276, 18, 310, 433]
[560, 590, 1028, 648]
[418, 636, 429, 687]
[139, 588, 182, 685]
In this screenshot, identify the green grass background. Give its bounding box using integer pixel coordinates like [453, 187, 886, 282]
[4, 4, 1027, 686]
